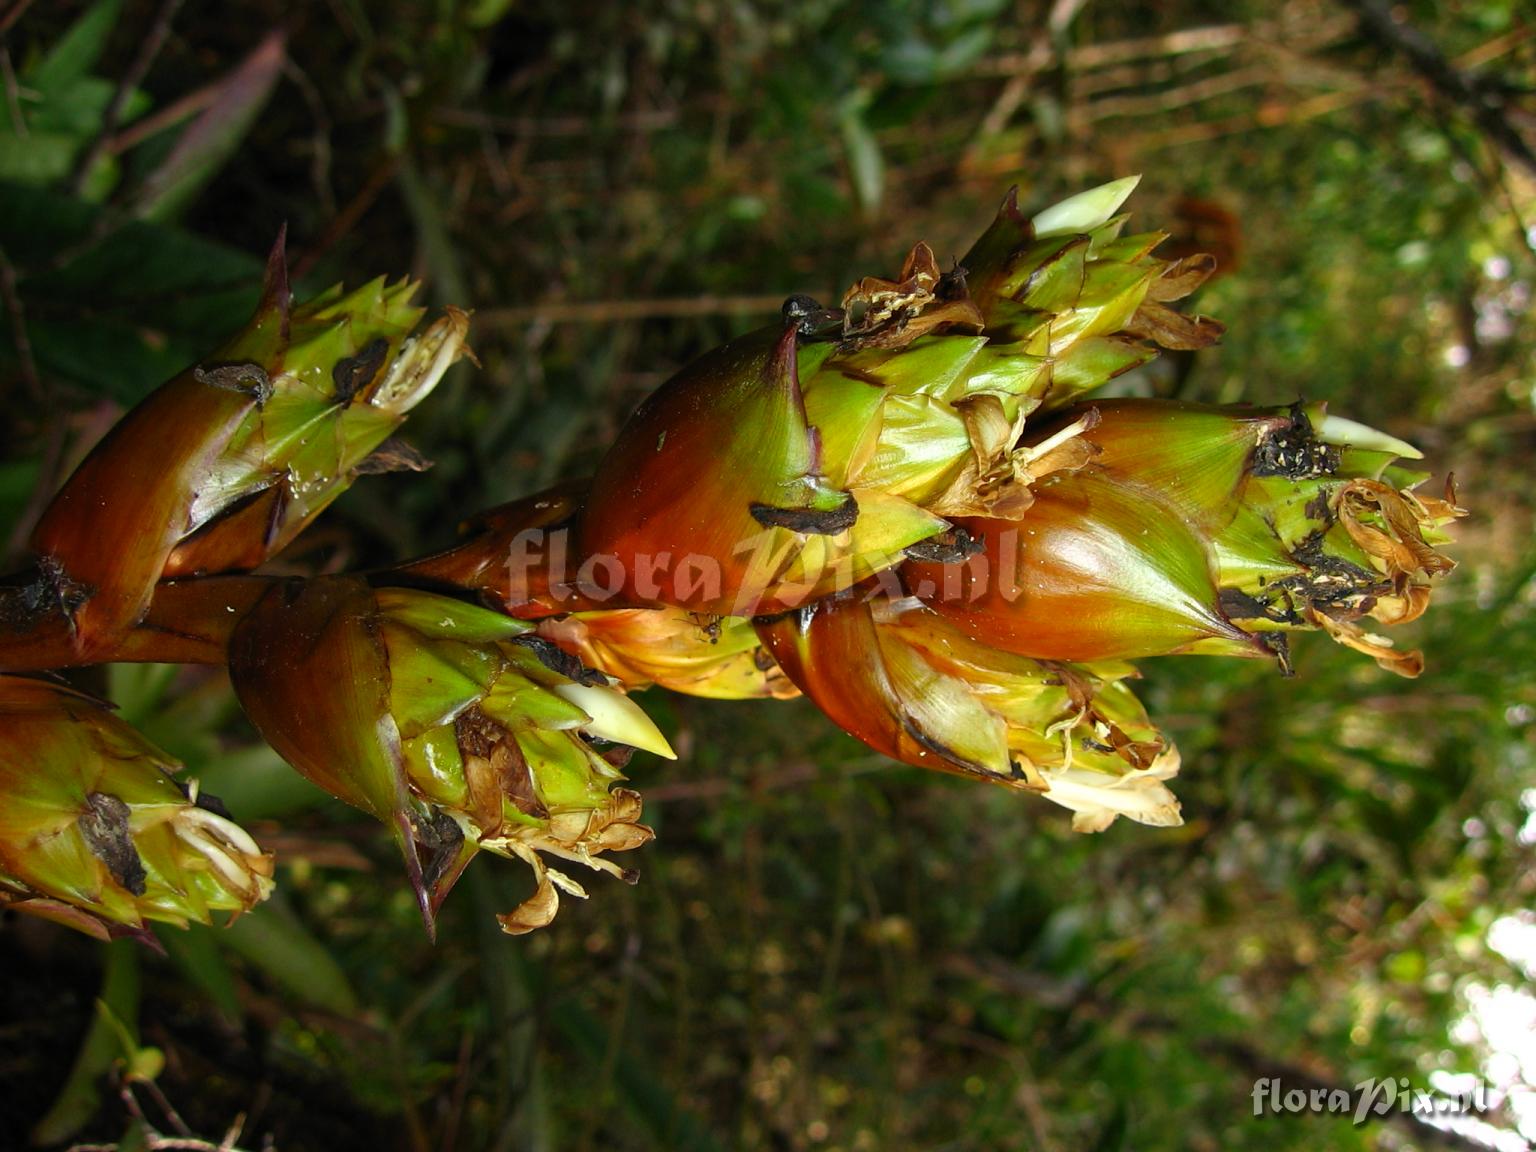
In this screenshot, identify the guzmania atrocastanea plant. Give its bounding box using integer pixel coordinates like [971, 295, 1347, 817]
[0, 177, 1463, 939]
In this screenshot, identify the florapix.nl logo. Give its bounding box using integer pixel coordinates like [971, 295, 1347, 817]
[1251, 1076, 1494, 1125]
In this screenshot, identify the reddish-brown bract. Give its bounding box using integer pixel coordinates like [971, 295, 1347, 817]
[903, 470, 1264, 663]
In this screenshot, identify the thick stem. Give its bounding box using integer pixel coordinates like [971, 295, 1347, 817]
[0, 575, 276, 671]
[380, 479, 613, 619]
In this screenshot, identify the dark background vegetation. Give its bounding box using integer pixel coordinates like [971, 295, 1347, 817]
[1, 1, 1534, 1149]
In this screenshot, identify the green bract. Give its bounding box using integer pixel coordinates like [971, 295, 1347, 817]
[229, 578, 673, 936]
[0, 675, 273, 940]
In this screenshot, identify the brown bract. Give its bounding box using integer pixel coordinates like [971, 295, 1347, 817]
[389, 480, 599, 619]
[1123, 252, 1226, 350]
[26, 240, 288, 660]
[1313, 475, 1465, 675]
[840, 242, 985, 350]
[578, 323, 865, 614]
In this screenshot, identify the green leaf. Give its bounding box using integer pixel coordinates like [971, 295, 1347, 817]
[134, 32, 287, 222]
[0, 133, 84, 185]
[219, 896, 359, 1016]
[0, 182, 265, 402]
[95, 999, 164, 1082]
[19, 76, 145, 138]
[466, 0, 517, 26]
[838, 92, 884, 217]
[30, 939, 140, 1146]
[190, 742, 334, 821]
[106, 662, 181, 726]
[157, 923, 245, 1025]
[0, 183, 261, 316]
[29, 0, 124, 94]
[553, 997, 729, 1152]
[932, 26, 993, 79]
[27, 315, 200, 403]
[881, 36, 941, 86]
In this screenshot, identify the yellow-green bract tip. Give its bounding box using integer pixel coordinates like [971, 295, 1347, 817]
[1032, 176, 1142, 238]
[553, 681, 678, 760]
[1314, 412, 1423, 460]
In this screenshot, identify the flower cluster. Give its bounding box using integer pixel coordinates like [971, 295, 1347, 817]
[0, 180, 1460, 941]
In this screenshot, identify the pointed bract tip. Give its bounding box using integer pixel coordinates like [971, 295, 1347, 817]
[773, 313, 803, 373]
[394, 812, 438, 942]
[1032, 176, 1141, 239]
[553, 681, 678, 760]
[1000, 185, 1024, 222]
[1314, 413, 1423, 460]
[259, 224, 292, 336]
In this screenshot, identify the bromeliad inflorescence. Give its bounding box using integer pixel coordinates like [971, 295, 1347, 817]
[0, 178, 1463, 941]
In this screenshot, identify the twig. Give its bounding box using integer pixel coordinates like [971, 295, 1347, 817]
[135, 1077, 194, 1138]
[972, 0, 1089, 140]
[63, 1081, 262, 1152]
[1340, 0, 1536, 177]
[475, 293, 796, 328]
[68, 1130, 256, 1152]
[962, 11, 1361, 174]
[68, 0, 186, 195]
[281, 56, 335, 218]
[477, 128, 515, 198]
[1098, 85, 1391, 155]
[977, 23, 1249, 78]
[1067, 15, 1357, 103]
[1, 44, 24, 136]
[1080, 63, 1279, 122]
[1454, 25, 1536, 72]
[1069, 46, 1245, 101]
[0, 0, 36, 38]
[961, 0, 1088, 174]
[964, 6, 1216, 171]
[432, 105, 677, 138]
[290, 156, 399, 282]
[106, 83, 216, 155]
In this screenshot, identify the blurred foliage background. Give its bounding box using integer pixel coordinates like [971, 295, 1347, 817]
[1, 1, 1534, 1149]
